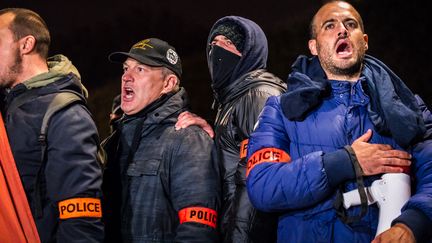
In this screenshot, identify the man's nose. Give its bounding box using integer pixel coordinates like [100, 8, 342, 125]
[337, 23, 349, 37]
[122, 72, 133, 82]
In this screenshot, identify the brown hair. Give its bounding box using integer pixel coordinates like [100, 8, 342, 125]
[0, 8, 51, 58]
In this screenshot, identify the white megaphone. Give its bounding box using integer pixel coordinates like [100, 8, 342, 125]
[342, 173, 411, 236]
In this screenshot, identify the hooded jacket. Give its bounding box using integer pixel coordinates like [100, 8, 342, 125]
[207, 16, 286, 243]
[246, 55, 432, 243]
[102, 88, 220, 243]
[2, 55, 104, 243]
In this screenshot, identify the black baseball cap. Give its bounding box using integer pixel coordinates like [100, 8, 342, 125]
[108, 38, 182, 78]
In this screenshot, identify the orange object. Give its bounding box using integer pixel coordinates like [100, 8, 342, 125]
[58, 198, 102, 220]
[246, 147, 291, 176]
[0, 115, 40, 243]
[178, 206, 217, 228]
[239, 139, 249, 159]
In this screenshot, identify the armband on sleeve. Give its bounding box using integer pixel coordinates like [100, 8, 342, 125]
[58, 198, 102, 219]
[239, 139, 249, 159]
[178, 207, 217, 228]
[247, 147, 291, 176]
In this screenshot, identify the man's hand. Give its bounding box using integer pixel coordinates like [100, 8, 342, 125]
[351, 129, 411, 175]
[175, 111, 214, 138]
[372, 223, 415, 243]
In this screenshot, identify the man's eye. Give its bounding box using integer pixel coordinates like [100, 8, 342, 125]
[324, 23, 334, 30]
[137, 67, 144, 72]
[123, 67, 128, 72]
[346, 21, 357, 29]
[226, 40, 233, 46]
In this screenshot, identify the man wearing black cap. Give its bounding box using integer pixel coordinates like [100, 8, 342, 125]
[102, 38, 220, 243]
[176, 16, 287, 243]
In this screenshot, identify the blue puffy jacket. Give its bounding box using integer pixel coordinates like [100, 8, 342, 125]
[246, 76, 432, 242]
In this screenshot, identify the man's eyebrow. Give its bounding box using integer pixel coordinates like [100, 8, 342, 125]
[343, 17, 358, 23]
[321, 17, 358, 28]
[321, 18, 336, 28]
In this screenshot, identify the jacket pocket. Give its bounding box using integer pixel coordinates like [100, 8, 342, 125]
[127, 159, 161, 176]
[123, 159, 164, 238]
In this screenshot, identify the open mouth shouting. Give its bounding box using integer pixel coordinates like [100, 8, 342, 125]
[335, 39, 353, 58]
[123, 86, 135, 102]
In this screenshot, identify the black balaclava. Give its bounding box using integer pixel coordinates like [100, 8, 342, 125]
[208, 45, 241, 91]
[206, 16, 269, 104]
[208, 20, 245, 91]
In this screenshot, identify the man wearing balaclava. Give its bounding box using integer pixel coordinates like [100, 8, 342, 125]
[207, 16, 287, 243]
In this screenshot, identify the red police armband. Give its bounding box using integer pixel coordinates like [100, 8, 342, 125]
[178, 207, 217, 228]
[58, 198, 102, 219]
[247, 147, 291, 176]
[239, 139, 249, 159]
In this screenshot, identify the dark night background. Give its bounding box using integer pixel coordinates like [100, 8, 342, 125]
[1, 0, 431, 139]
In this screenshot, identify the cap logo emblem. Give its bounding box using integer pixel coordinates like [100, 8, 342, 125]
[166, 49, 178, 65]
[132, 39, 154, 50]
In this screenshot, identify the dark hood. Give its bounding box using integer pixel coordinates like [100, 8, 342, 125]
[206, 16, 268, 100]
[23, 54, 88, 98]
[4, 71, 87, 110]
[281, 54, 425, 148]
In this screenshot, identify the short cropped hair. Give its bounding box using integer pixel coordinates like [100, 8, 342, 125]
[0, 8, 51, 58]
[309, 1, 364, 39]
[161, 67, 180, 92]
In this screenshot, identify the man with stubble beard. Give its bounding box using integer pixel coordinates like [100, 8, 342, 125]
[245, 1, 432, 243]
[0, 8, 104, 242]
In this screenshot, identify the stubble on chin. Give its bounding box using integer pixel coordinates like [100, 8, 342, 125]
[318, 45, 365, 80]
[0, 49, 23, 89]
[330, 58, 363, 77]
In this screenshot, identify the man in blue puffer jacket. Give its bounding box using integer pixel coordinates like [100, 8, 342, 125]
[246, 1, 432, 243]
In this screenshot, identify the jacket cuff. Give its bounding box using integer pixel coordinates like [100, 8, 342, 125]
[322, 149, 356, 188]
[392, 208, 432, 242]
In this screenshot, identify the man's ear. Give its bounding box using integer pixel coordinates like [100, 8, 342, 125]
[20, 35, 36, 55]
[161, 74, 178, 94]
[308, 39, 317, 56]
[363, 34, 369, 51]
